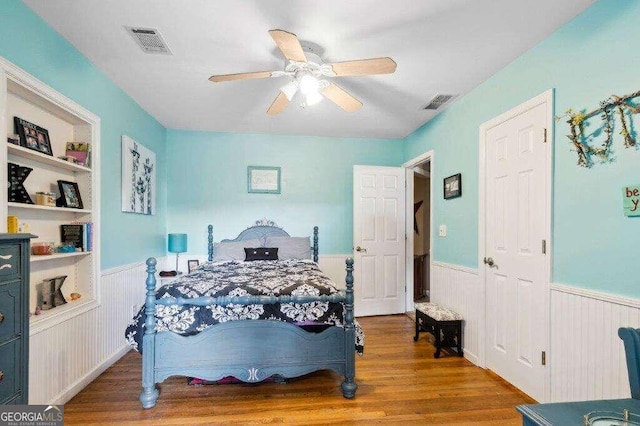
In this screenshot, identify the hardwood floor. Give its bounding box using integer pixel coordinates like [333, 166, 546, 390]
[64, 315, 534, 425]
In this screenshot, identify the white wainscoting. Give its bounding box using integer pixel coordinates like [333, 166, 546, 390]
[550, 283, 638, 402]
[430, 261, 481, 365]
[29, 260, 149, 404]
[318, 254, 352, 289]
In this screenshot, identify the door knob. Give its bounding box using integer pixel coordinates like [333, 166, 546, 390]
[483, 257, 495, 267]
[355, 246, 367, 253]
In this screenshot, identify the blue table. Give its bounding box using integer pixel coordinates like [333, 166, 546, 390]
[517, 398, 640, 425]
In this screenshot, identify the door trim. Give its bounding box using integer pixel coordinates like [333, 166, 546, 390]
[478, 89, 553, 402]
[403, 150, 434, 312]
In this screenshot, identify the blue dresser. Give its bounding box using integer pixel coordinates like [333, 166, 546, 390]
[0, 234, 34, 404]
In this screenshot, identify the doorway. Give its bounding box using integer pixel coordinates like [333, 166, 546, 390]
[403, 151, 434, 311]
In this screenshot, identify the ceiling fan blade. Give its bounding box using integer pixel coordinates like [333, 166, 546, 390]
[329, 57, 397, 76]
[209, 71, 275, 83]
[321, 83, 363, 112]
[269, 29, 307, 62]
[267, 92, 290, 115]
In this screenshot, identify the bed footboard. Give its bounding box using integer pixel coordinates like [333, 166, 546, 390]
[139, 256, 357, 408]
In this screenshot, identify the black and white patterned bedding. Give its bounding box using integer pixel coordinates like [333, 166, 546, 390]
[125, 259, 364, 354]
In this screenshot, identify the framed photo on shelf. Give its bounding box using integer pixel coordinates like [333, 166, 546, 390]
[247, 166, 281, 194]
[187, 259, 200, 274]
[14, 116, 53, 156]
[443, 173, 462, 199]
[57, 180, 83, 209]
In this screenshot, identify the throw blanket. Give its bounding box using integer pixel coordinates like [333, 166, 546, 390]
[125, 259, 364, 354]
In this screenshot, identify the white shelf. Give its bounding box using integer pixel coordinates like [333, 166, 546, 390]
[8, 202, 91, 213]
[29, 298, 99, 335]
[8, 144, 91, 173]
[31, 251, 92, 263]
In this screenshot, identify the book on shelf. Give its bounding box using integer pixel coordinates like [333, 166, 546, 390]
[60, 222, 93, 252]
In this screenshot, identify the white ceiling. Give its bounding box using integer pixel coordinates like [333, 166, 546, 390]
[24, 0, 595, 139]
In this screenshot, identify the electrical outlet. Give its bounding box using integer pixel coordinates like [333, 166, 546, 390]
[438, 225, 447, 237]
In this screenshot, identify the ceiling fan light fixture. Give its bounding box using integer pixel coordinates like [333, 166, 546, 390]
[299, 73, 320, 96]
[305, 91, 323, 106]
[280, 81, 298, 101]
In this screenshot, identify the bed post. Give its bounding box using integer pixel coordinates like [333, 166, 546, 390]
[313, 226, 319, 263]
[140, 257, 160, 409]
[208, 224, 214, 262]
[341, 257, 358, 398]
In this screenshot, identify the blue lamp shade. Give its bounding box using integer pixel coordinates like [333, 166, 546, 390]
[168, 233, 187, 254]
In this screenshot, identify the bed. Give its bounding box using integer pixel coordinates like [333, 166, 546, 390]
[125, 220, 359, 409]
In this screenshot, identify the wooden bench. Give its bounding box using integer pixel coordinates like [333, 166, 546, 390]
[413, 302, 463, 358]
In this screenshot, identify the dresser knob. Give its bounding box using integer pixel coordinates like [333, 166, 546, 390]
[0, 371, 4, 383]
[0, 312, 3, 324]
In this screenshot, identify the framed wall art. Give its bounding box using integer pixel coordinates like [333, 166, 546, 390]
[187, 259, 200, 274]
[14, 116, 53, 156]
[444, 173, 462, 199]
[122, 135, 156, 215]
[247, 166, 281, 194]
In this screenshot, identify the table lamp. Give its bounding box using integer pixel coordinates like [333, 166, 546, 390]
[168, 233, 187, 274]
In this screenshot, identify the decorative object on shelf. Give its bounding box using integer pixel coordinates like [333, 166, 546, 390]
[7, 133, 19, 145]
[557, 89, 640, 167]
[39, 275, 68, 310]
[70, 292, 81, 301]
[31, 242, 54, 256]
[56, 180, 83, 209]
[168, 233, 187, 275]
[34, 306, 41, 315]
[65, 142, 90, 167]
[14, 116, 53, 156]
[122, 135, 156, 215]
[60, 223, 92, 251]
[56, 244, 76, 253]
[58, 155, 78, 164]
[623, 185, 640, 217]
[7, 215, 18, 233]
[248, 166, 281, 194]
[187, 259, 200, 274]
[8, 162, 33, 204]
[35, 191, 56, 207]
[443, 173, 462, 199]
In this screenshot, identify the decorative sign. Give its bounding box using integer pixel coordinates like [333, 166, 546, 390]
[623, 185, 640, 217]
[247, 166, 281, 194]
[122, 135, 156, 215]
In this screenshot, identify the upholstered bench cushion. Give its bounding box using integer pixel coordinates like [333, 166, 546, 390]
[415, 302, 462, 321]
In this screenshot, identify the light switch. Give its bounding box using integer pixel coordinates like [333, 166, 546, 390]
[438, 225, 447, 237]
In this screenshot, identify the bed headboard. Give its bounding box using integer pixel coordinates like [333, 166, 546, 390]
[207, 220, 319, 262]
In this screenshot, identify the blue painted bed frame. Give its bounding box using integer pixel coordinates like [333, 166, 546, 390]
[139, 223, 357, 408]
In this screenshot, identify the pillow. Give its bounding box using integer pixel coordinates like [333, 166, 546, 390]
[244, 247, 278, 261]
[263, 236, 311, 260]
[212, 238, 262, 261]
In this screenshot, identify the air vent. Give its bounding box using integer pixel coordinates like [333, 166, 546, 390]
[125, 27, 172, 55]
[424, 94, 455, 110]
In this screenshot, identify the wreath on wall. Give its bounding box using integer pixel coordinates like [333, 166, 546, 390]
[557, 89, 640, 167]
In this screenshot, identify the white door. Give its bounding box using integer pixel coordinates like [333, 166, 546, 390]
[483, 97, 550, 401]
[353, 165, 406, 317]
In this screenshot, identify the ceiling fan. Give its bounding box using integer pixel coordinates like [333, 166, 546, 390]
[209, 29, 397, 115]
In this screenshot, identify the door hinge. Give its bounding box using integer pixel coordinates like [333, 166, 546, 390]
[542, 351, 546, 366]
[543, 128, 547, 143]
[542, 240, 546, 254]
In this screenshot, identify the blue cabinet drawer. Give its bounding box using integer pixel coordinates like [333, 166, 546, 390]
[0, 338, 22, 403]
[0, 281, 20, 342]
[0, 245, 20, 281]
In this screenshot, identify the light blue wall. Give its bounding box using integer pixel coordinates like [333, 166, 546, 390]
[166, 130, 403, 256]
[0, 1, 167, 269]
[404, 0, 640, 297]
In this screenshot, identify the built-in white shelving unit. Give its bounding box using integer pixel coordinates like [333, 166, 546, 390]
[0, 57, 101, 335]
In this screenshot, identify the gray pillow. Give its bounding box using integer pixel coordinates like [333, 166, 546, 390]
[264, 236, 311, 260]
[212, 238, 262, 261]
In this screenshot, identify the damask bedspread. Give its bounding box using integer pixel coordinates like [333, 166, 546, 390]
[125, 259, 364, 354]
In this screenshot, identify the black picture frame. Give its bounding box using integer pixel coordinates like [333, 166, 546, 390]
[14, 117, 53, 156]
[57, 180, 83, 209]
[444, 173, 462, 199]
[187, 259, 200, 274]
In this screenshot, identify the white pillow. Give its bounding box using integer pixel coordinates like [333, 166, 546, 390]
[264, 236, 311, 260]
[212, 238, 262, 261]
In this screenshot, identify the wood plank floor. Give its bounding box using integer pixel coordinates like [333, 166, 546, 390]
[64, 315, 534, 425]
